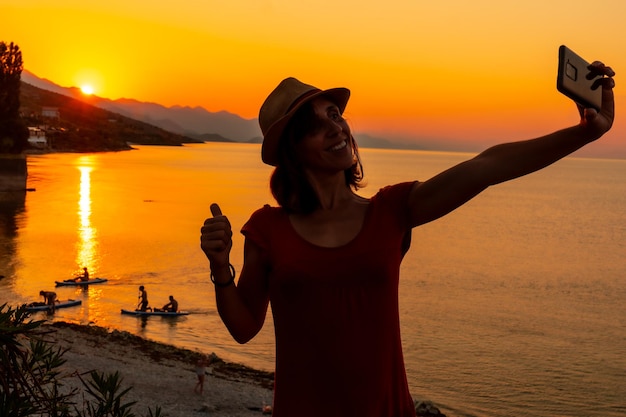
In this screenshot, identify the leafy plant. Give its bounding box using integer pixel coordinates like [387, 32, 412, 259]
[0, 41, 29, 153]
[0, 303, 166, 417]
[74, 371, 136, 417]
[0, 303, 75, 416]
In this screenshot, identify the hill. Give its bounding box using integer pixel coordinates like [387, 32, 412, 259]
[21, 70, 259, 143]
[19, 82, 203, 152]
[19, 70, 421, 152]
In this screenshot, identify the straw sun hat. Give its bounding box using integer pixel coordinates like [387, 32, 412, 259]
[259, 77, 350, 166]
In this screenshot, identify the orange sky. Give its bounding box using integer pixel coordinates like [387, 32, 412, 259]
[3, 0, 625, 157]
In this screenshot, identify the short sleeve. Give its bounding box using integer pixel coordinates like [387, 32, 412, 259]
[371, 181, 415, 230]
[241, 205, 280, 251]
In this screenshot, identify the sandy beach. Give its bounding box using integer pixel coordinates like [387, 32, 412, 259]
[44, 322, 275, 417]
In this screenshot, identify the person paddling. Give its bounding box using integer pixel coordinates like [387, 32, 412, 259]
[39, 290, 57, 313]
[73, 267, 89, 282]
[137, 285, 150, 312]
[155, 295, 179, 312]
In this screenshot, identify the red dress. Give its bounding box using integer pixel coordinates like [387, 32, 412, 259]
[241, 182, 416, 417]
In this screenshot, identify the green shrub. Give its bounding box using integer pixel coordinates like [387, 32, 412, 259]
[0, 304, 165, 417]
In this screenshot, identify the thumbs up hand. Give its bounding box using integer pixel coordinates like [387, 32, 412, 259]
[200, 203, 233, 270]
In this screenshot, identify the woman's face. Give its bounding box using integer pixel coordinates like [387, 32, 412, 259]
[295, 97, 353, 174]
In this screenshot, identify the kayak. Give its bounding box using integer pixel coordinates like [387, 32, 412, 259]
[55, 277, 108, 286]
[26, 299, 82, 312]
[120, 309, 190, 317]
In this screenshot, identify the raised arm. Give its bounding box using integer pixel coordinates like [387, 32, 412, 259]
[200, 204, 270, 343]
[408, 61, 615, 227]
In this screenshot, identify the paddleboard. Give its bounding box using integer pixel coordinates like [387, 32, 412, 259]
[26, 299, 82, 312]
[55, 277, 108, 286]
[120, 309, 190, 317]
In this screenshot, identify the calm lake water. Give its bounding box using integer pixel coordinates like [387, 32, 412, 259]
[1, 143, 625, 417]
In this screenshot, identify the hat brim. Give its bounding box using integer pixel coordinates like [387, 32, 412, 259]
[261, 87, 350, 166]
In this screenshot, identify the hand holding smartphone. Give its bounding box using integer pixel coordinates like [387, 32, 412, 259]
[556, 45, 603, 111]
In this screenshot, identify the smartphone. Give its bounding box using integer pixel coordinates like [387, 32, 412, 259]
[557, 45, 602, 111]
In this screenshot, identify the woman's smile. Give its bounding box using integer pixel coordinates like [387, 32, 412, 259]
[328, 140, 348, 152]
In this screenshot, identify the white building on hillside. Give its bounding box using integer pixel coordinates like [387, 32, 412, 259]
[28, 127, 48, 148]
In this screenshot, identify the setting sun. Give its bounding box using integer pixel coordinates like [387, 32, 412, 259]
[80, 84, 94, 95]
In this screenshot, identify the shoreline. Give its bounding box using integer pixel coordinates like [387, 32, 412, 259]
[45, 321, 275, 416]
[49, 321, 275, 388]
[45, 321, 446, 416]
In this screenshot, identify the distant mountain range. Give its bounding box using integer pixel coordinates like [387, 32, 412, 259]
[20, 70, 411, 150]
[21, 70, 258, 143]
[19, 82, 201, 151]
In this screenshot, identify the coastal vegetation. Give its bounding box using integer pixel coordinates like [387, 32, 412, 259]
[0, 41, 29, 154]
[0, 303, 165, 417]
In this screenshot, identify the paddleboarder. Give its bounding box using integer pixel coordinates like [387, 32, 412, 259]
[156, 295, 178, 312]
[137, 285, 150, 312]
[39, 290, 57, 312]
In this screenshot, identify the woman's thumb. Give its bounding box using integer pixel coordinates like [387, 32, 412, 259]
[210, 203, 223, 217]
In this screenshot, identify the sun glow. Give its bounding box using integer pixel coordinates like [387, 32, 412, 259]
[80, 85, 94, 95]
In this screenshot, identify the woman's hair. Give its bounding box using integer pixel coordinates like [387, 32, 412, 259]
[270, 100, 364, 214]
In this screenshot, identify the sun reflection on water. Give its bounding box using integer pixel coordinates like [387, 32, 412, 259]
[75, 160, 97, 275]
